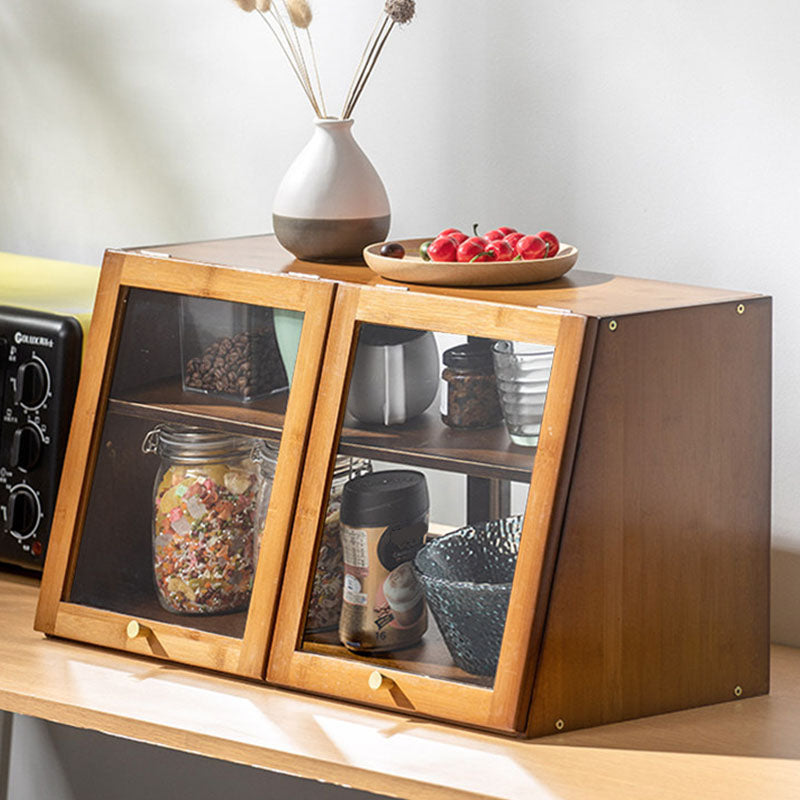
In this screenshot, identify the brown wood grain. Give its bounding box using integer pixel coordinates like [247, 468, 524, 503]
[238, 282, 335, 677]
[35, 236, 772, 740]
[136, 234, 763, 317]
[36, 250, 336, 679]
[35, 251, 127, 633]
[268, 284, 579, 732]
[527, 298, 771, 736]
[268, 284, 361, 683]
[489, 313, 596, 730]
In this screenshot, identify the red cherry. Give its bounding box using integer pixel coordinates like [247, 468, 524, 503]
[536, 230, 560, 257]
[497, 226, 517, 236]
[428, 235, 458, 262]
[504, 232, 525, 250]
[484, 229, 505, 241]
[438, 228, 468, 245]
[457, 237, 495, 263]
[486, 239, 514, 262]
[516, 235, 548, 260]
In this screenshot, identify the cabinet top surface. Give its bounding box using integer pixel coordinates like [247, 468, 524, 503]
[2, 570, 800, 800]
[127, 234, 764, 317]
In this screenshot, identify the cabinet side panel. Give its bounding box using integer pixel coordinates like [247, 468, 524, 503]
[528, 299, 771, 736]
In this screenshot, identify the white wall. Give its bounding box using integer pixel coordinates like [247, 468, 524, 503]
[1, 1, 797, 625]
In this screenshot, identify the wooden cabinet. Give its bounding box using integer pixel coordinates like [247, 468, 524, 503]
[36, 236, 771, 736]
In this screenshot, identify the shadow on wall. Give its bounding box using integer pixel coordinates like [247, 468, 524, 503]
[771, 547, 800, 647]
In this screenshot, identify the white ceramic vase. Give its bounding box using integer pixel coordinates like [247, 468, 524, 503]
[272, 118, 391, 261]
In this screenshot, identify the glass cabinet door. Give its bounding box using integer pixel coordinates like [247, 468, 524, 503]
[269, 286, 589, 731]
[36, 253, 334, 678]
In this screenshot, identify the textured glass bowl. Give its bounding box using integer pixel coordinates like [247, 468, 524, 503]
[412, 515, 522, 677]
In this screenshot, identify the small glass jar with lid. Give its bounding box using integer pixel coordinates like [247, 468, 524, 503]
[441, 340, 503, 429]
[142, 425, 272, 615]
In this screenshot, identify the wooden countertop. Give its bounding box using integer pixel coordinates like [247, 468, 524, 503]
[2, 569, 799, 799]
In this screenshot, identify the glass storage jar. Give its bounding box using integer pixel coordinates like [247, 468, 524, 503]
[142, 425, 271, 615]
[441, 341, 503, 429]
[249, 451, 371, 632]
[305, 456, 372, 633]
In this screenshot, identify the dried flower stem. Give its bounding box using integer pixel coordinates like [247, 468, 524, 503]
[272, 3, 322, 116]
[280, 0, 314, 102]
[344, 17, 395, 119]
[232, 0, 412, 120]
[257, 10, 320, 115]
[340, 12, 384, 119]
[305, 29, 327, 117]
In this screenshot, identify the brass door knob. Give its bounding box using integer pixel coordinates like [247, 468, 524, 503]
[126, 620, 150, 639]
[368, 670, 394, 691]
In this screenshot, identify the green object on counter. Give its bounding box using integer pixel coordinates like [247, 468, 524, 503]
[273, 308, 305, 384]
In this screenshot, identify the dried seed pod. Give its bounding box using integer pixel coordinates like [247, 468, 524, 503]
[287, 0, 312, 29]
[384, 0, 415, 24]
[255, 0, 271, 10]
[232, 0, 257, 11]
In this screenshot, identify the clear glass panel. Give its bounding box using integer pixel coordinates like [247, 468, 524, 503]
[69, 288, 304, 638]
[301, 324, 554, 687]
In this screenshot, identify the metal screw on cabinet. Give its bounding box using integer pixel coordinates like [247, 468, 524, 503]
[555, 718, 565, 731]
[737, 304, 745, 315]
[608, 320, 618, 331]
[734, 685, 743, 697]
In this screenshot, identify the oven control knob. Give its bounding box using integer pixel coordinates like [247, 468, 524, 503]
[6, 486, 40, 539]
[14, 360, 49, 409]
[10, 425, 43, 471]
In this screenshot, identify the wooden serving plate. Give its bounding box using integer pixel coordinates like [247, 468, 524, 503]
[363, 237, 579, 287]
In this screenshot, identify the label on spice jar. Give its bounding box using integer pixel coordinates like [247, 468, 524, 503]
[339, 519, 427, 652]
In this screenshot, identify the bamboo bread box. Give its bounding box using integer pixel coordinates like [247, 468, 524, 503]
[35, 234, 770, 737]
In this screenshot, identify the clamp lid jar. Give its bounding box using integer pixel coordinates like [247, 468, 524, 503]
[142, 425, 272, 616]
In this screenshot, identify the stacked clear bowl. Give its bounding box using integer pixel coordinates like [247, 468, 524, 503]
[492, 341, 554, 446]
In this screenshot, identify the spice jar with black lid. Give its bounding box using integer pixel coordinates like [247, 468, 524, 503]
[338, 470, 429, 652]
[441, 341, 503, 429]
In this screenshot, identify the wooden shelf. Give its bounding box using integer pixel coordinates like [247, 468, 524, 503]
[303, 622, 494, 689]
[107, 381, 534, 481]
[4, 570, 800, 800]
[108, 379, 291, 440]
[339, 407, 535, 482]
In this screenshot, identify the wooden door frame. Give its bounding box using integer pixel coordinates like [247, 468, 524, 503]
[269, 283, 593, 732]
[35, 250, 336, 679]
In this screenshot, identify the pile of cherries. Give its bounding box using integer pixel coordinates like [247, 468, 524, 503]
[422, 225, 560, 263]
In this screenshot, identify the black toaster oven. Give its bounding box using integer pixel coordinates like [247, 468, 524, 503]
[1, 253, 98, 569]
